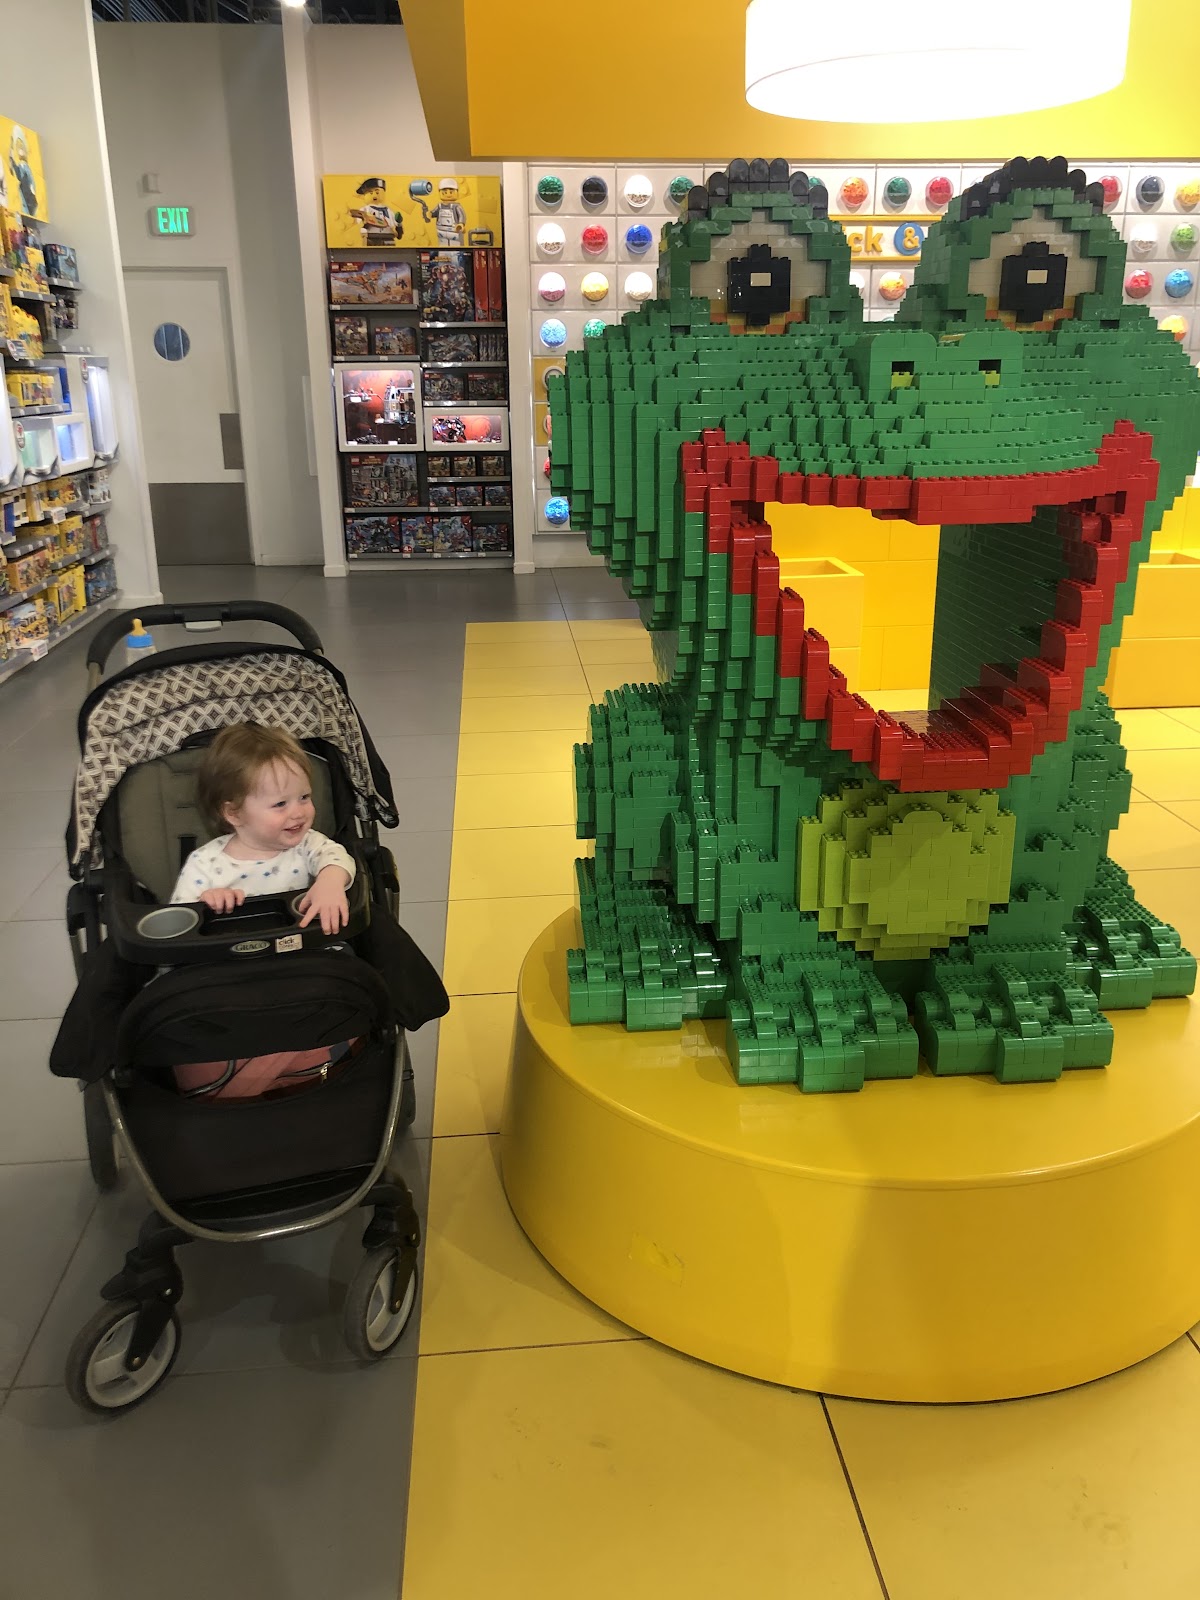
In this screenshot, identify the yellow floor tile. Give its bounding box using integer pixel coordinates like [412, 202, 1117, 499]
[567, 618, 645, 640]
[443, 894, 574, 994]
[585, 664, 657, 699]
[432, 992, 516, 1137]
[462, 664, 589, 698]
[462, 640, 583, 670]
[573, 636, 657, 666]
[828, 1338, 1200, 1600]
[418, 1133, 635, 1356]
[458, 694, 591, 734]
[1161, 799, 1200, 832]
[1110, 801, 1200, 872]
[403, 1340, 882, 1600]
[1166, 706, 1200, 734]
[465, 620, 574, 641]
[453, 772, 576, 830]
[1116, 708, 1200, 750]
[1127, 868, 1200, 950]
[449, 826, 582, 900]
[455, 727, 581, 777]
[1126, 747, 1200, 804]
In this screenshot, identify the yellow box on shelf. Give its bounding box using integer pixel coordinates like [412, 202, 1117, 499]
[1120, 551, 1200, 641]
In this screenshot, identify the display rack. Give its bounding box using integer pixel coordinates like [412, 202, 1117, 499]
[0, 137, 120, 681]
[520, 157, 1200, 553]
[325, 238, 513, 566]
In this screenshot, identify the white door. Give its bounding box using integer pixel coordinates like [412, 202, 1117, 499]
[124, 266, 251, 564]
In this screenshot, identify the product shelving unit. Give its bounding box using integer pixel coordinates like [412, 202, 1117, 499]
[324, 230, 514, 568]
[1, 192, 120, 680]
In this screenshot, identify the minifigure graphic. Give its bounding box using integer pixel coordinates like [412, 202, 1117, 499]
[349, 178, 403, 246]
[418, 178, 467, 246]
[8, 129, 37, 217]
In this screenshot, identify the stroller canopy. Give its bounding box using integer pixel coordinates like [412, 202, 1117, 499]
[69, 644, 398, 871]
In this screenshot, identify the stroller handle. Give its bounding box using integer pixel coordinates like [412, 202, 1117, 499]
[86, 603, 325, 679]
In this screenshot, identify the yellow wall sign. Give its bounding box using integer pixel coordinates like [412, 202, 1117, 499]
[0, 114, 48, 223]
[835, 215, 939, 264]
[322, 174, 503, 250]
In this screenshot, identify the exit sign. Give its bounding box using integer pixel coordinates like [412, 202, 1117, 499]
[149, 205, 193, 237]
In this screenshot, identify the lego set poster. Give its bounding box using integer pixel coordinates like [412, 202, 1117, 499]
[322, 174, 502, 250]
[0, 114, 48, 222]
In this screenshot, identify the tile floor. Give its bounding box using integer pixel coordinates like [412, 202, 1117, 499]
[2, 561, 1200, 1599]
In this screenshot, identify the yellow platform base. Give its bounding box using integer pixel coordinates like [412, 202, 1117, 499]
[501, 911, 1200, 1403]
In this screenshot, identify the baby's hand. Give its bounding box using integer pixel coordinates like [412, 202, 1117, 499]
[298, 866, 350, 934]
[199, 887, 245, 914]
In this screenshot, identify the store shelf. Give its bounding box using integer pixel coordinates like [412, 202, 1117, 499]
[0, 592, 121, 686]
[347, 552, 513, 566]
[2, 531, 53, 558]
[82, 545, 115, 568]
[10, 403, 69, 418]
[343, 503, 512, 513]
[422, 361, 506, 369]
[328, 303, 418, 313]
[47, 277, 83, 292]
[10, 287, 53, 303]
[0, 499, 90, 536]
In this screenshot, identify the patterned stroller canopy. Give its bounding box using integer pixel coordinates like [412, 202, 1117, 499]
[69, 647, 398, 870]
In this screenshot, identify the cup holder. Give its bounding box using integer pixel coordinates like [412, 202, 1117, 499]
[290, 893, 307, 918]
[137, 906, 201, 940]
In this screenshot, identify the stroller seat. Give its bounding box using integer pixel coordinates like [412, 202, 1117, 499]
[115, 743, 340, 906]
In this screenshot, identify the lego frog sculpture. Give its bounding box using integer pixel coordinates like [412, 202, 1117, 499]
[548, 156, 1200, 1091]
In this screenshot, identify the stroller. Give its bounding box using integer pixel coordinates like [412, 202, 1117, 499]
[50, 602, 448, 1414]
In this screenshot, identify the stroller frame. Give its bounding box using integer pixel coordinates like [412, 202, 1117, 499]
[61, 602, 425, 1412]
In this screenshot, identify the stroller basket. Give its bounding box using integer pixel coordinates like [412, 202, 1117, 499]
[115, 951, 397, 1205]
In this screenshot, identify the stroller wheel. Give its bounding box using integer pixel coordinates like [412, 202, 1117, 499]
[82, 1082, 119, 1191]
[343, 1246, 418, 1360]
[65, 1299, 181, 1414]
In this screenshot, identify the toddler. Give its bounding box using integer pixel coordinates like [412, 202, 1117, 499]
[172, 723, 354, 935]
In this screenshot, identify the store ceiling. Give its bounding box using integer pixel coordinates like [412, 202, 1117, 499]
[91, 0, 400, 21]
[403, 0, 1199, 163]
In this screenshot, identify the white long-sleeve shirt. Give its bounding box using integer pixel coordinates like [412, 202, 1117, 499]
[170, 829, 355, 905]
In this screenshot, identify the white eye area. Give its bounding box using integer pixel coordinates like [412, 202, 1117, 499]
[750, 272, 771, 287]
[1027, 268, 1048, 284]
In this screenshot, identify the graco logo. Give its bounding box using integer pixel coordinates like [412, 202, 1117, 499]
[231, 939, 270, 955]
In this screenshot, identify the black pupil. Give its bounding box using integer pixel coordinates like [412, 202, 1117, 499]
[998, 240, 1068, 323]
[728, 243, 792, 327]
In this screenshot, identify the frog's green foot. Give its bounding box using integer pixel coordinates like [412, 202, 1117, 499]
[1070, 857, 1197, 1007]
[725, 905, 919, 1092]
[914, 951, 1113, 1083]
[566, 857, 729, 1028]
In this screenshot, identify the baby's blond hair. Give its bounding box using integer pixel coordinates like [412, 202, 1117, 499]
[197, 723, 311, 832]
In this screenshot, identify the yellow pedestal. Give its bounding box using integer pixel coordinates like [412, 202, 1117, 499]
[501, 911, 1200, 1402]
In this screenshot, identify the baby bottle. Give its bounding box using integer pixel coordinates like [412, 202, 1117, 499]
[124, 617, 157, 667]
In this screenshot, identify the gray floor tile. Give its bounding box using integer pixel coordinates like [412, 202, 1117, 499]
[158, 564, 313, 604]
[0, 791, 72, 850]
[559, 597, 641, 620]
[388, 830, 452, 904]
[373, 734, 460, 781]
[406, 1019, 438, 1141]
[0, 847, 65, 920]
[0, 726, 84, 791]
[18, 1139, 430, 1389]
[0, 1359, 419, 1600]
[12, 858, 71, 920]
[348, 677, 462, 738]
[389, 777, 456, 835]
[0, 920, 76, 1020]
[0, 1020, 85, 1163]
[395, 901, 447, 976]
[0, 1160, 96, 1387]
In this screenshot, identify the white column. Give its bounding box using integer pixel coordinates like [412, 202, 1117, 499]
[280, 7, 346, 579]
[2, 0, 160, 605]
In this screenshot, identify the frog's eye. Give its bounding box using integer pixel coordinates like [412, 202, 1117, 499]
[967, 212, 1097, 332]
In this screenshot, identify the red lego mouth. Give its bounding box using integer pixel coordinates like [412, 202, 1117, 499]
[682, 421, 1159, 793]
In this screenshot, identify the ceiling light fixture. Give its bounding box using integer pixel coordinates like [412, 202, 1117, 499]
[745, 0, 1132, 122]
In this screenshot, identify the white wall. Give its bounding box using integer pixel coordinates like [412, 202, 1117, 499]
[0, 0, 160, 605]
[94, 22, 321, 567]
[309, 27, 500, 181]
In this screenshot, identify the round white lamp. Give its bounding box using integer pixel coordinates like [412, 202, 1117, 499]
[745, 0, 1132, 122]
